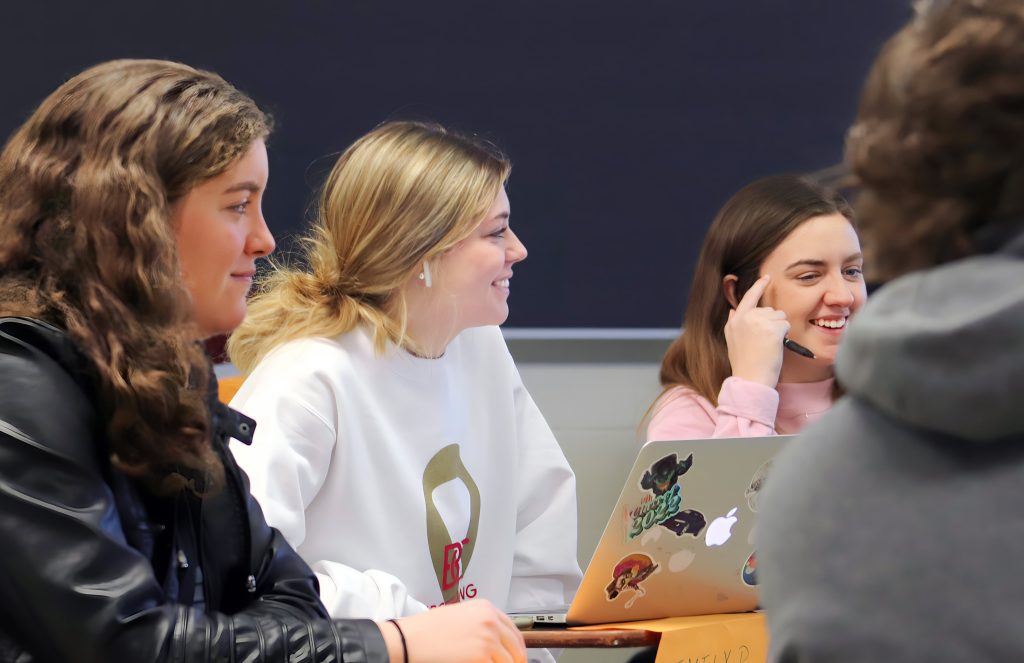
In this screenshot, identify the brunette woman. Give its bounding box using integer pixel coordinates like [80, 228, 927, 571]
[647, 175, 866, 441]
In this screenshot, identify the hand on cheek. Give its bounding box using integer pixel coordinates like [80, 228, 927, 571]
[724, 275, 789, 388]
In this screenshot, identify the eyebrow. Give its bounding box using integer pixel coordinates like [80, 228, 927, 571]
[492, 212, 510, 221]
[222, 181, 261, 194]
[785, 252, 863, 270]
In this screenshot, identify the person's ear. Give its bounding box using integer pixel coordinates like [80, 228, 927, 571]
[722, 274, 740, 309]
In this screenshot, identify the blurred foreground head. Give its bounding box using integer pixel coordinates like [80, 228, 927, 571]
[847, 0, 1024, 281]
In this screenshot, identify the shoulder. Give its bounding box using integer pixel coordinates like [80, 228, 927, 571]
[757, 396, 952, 643]
[239, 333, 367, 390]
[0, 318, 100, 465]
[230, 331, 377, 426]
[761, 397, 895, 531]
[452, 326, 518, 376]
[652, 384, 715, 416]
[646, 384, 717, 441]
[455, 325, 513, 357]
[252, 332, 367, 370]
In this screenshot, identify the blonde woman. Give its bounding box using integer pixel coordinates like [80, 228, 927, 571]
[227, 122, 581, 648]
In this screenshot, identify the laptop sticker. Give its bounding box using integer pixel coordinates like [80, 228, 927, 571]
[660, 509, 706, 537]
[741, 551, 758, 586]
[627, 453, 706, 540]
[641, 453, 693, 496]
[640, 524, 663, 546]
[605, 553, 659, 609]
[745, 458, 773, 513]
[668, 548, 696, 573]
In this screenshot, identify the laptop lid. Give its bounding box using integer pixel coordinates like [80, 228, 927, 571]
[562, 435, 790, 625]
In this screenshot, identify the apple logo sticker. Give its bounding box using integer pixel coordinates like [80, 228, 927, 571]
[705, 507, 739, 547]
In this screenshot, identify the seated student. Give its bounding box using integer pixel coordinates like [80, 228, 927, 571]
[646, 175, 867, 440]
[758, 1, 1024, 660]
[226, 123, 582, 634]
[0, 59, 525, 663]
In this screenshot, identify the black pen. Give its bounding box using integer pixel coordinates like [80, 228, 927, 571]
[783, 337, 815, 359]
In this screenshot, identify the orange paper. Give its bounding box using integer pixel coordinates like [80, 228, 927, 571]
[574, 613, 768, 663]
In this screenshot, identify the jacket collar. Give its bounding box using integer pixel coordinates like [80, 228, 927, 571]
[211, 399, 256, 446]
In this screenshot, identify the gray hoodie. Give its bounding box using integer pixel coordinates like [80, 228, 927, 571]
[758, 233, 1024, 662]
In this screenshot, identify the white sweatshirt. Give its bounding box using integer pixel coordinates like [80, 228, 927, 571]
[230, 325, 582, 623]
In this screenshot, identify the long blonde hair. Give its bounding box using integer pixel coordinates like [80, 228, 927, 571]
[0, 59, 270, 494]
[229, 121, 510, 372]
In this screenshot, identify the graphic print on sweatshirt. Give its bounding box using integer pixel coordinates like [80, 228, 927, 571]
[423, 444, 481, 607]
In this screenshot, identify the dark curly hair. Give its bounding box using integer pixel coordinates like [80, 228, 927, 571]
[0, 60, 271, 494]
[847, 0, 1024, 280]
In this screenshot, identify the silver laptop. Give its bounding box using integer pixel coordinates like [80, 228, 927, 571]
[515, 435, 790, 626]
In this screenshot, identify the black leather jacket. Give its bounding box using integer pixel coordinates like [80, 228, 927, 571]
[0, 317, 388, 663]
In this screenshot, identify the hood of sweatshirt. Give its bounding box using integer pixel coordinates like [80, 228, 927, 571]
[836, 232, 1024, 442]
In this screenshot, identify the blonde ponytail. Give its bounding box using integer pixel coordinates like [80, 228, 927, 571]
[228, 121, 510, 372]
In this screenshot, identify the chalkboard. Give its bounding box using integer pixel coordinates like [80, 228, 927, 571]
[0, 1, 909, 328]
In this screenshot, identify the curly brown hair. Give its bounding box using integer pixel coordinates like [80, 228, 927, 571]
[847, 0, 1024, 280]
[0, 59, 271, 494]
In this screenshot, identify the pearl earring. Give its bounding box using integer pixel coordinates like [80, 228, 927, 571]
[418, 261, 432, 288]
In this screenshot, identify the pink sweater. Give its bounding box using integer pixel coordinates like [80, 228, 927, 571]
[646, 376, 835, 441]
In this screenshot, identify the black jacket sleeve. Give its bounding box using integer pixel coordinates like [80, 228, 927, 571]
[0, 322, 388, 663]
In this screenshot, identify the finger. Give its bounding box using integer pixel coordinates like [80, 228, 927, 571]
[736, 275, 770, 313]
[496, 612, 526, 649]
[495, 609, 519, 631]
[503, 618, 528, 659]
[490, 646, 514, 663]
[496, 626, 525, 663]
[499, 615, 527, 651]
[746, 307, 783, 321]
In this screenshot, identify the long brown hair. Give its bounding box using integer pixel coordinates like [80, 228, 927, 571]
[0, 59, 271, 494]
[657, 175, 853, 407]
[228, 121, 510, 371]
[849, 0, 1024, 279]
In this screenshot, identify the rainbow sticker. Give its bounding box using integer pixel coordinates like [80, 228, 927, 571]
[741, 551, 757, 586]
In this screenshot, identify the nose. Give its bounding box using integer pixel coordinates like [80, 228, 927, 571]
[823, 273, 855, 308]
[247, 208, 276, 258]
[506, 227, 527, 264]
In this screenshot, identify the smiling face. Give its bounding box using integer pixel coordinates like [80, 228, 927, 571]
[172, 139, 275, 338]
[758, 213, 866, 381]
[430, 187, 527, 331]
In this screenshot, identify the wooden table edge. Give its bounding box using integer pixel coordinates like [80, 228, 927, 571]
[522, 627, 661, 648]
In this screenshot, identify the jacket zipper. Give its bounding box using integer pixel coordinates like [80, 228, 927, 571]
[220, 442, 257, 594]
